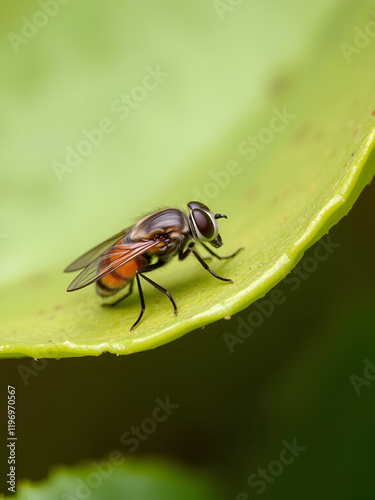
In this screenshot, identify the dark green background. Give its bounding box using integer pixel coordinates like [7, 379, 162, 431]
[1, 181, 374, 499]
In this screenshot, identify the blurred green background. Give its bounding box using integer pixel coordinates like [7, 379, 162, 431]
[1, 0, 375, 497]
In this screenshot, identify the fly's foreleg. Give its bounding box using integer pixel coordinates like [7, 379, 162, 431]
[200, 242, 244, 260]
[179, 243, 233, 283]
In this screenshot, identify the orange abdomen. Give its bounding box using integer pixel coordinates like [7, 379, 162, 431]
[96, 253, 148, 296]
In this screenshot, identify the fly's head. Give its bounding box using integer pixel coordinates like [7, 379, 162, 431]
[187, 201, 227, 248]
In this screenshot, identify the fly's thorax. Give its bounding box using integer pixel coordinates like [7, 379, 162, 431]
[129, 208, 190, 256]
[130, 208, 189, 238]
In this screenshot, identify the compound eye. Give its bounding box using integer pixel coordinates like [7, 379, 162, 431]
[188, 201, 210, 211]
[192, 209, 215, 240]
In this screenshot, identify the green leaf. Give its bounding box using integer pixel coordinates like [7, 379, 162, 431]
[1, 0, 374, 358]
[16, 458, 222, 500]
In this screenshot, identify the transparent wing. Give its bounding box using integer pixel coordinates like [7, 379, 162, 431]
[64, 228, 130, 273]
[66, 239, 160, 291]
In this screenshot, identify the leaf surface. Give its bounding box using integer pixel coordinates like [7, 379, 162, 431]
[1, 0, 374, 358]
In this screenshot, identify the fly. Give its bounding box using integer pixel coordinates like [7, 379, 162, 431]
[64, 201, 243, 330]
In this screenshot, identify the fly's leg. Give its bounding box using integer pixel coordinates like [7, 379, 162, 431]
[200, 243, 244, 260]
[131, 273, 146, 331]
[139, 273, 178, 314]
[131, 260, 177, 331]
[179, 243, 233, 283]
